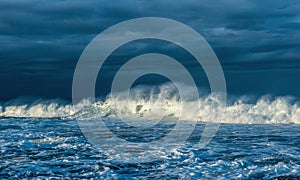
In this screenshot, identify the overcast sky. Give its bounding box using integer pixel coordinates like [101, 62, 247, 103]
[1, 0, 300, 100]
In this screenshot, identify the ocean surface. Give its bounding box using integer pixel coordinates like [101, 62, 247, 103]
[1, 87, 300, 179]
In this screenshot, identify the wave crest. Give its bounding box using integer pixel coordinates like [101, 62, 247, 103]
[0, 85, 299, 124]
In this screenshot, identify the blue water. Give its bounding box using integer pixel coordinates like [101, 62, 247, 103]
[1, 117, 299, 179]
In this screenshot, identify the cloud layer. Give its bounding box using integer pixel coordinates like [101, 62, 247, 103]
[0, 0, 300, 100]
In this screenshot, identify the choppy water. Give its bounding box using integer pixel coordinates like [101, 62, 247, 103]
[1, 117, 299, 179]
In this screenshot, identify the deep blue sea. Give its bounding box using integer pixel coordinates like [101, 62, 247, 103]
[1, 1, 299, 179]
[0, 88, 300, 179]
[0, 118, 299, 179]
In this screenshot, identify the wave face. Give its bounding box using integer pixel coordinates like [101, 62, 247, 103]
[0, 84, 300, 124]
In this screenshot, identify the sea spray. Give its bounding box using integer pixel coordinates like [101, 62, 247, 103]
[0, 84, 299, 124]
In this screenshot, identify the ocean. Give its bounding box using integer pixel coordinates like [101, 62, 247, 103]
[1, 86, 300, 179]
[1, 1, 299, 179]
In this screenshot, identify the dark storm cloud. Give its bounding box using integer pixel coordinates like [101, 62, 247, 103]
[0, 0, 300, 99]
[0, 0, 143, 36]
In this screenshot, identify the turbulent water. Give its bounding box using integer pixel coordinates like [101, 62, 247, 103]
[1, 118, 299, 179]
[1, 94, 300, 125]
[1, 85, 300, 178]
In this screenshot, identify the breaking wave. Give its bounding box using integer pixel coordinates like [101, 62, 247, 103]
[0, 84, 299, 124]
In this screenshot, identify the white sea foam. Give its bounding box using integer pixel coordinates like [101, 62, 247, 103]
[0, 84, 299, 124]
